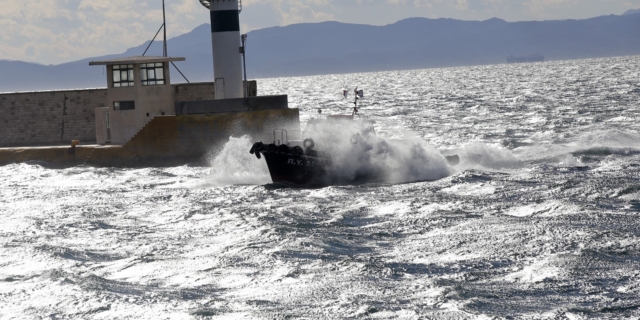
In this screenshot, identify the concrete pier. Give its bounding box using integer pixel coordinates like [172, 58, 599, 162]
[0, 108, 300, 167]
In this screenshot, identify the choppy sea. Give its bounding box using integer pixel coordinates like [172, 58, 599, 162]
[2, 56, 640, 319]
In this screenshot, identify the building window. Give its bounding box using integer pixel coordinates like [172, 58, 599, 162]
[114, 101, 135, 111]
[141, 63, 166, 86]
[112, 65, 135, 87]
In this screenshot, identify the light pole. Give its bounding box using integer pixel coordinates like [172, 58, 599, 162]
[241, 34, 248, 98]
[162, 0, 167, 57]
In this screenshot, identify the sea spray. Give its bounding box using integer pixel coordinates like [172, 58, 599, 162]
[518, 129, 640, 164]
[453, 142, 524, 172]
[201, 125, 640, 187]
[308, 119, 453, 184]
[203, 135, 271, 187]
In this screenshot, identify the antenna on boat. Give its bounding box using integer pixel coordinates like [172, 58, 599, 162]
[352, 87, 363, 116]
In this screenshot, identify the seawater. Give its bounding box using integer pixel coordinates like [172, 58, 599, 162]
[1, 56, 640, 319]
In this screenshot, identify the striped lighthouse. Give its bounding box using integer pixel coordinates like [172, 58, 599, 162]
[208, 0, 244, 99]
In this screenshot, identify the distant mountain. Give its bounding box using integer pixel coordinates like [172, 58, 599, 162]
[624, 9, 640, 15]
[2, 14, 640, 92]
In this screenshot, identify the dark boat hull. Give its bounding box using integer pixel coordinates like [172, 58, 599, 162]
[261, 151, 329, 186]
[257, 147, 460, 187]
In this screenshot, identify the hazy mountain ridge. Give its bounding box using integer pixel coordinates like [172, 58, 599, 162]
[2, 14, 640, 92]
[624, 9, 640, 15]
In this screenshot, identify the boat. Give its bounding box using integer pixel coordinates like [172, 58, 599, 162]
[249, 89, 460, 187]
[249, 115, 376, 186]
[507, 54, 544, 63]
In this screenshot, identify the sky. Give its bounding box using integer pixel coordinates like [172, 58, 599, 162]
[0, 0, 639, 65]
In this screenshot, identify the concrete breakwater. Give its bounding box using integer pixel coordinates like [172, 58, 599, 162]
[0, 108, 299, 167]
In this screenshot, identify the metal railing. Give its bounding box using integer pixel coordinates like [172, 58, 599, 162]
[273, 129, 288, 145]
[198, 0, 210, 9]
[273, 129, 317, 145]
[199, 0, 242, 12]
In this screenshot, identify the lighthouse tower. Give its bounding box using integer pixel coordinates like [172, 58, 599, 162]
[207, 0, 244, 99]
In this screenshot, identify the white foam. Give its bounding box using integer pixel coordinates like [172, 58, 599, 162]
[503, 201, 580, 217]
[453, 142, 524, 172]
[440, 183, 496, 196]
[376, 202, 411, 215]
[517, 129, 640, 164]
[565, 312, 586, 320]
[201, 135, 272, 187]
[310, 120, 453, 184]
[505, 257, 561, 283]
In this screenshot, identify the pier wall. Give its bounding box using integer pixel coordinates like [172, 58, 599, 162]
[0, 89, 106, 147]
[0, 81, 257, 148]
[0, 108, 300, 167]
[174, 81, 257, 102]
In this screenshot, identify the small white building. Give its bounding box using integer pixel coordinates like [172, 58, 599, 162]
[90, 56, 185, 145]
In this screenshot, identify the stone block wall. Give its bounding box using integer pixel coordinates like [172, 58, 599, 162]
[174, 82, 216, 102]
[173, 81, 257, 102]
[0, 89, 106, 147]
